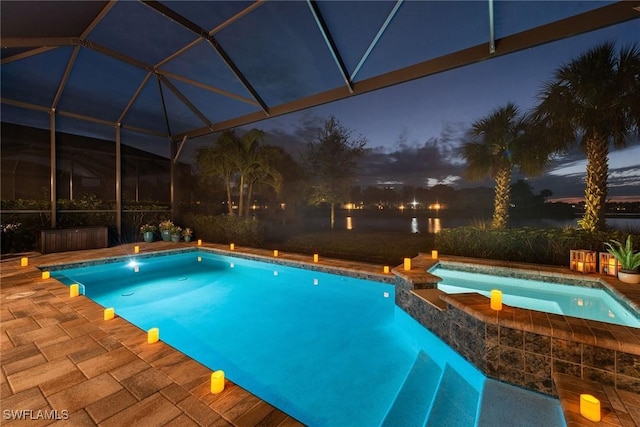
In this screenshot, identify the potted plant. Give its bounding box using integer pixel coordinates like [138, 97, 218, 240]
[159, 220, 174, 242]
[140, 224, 156, 243]
[604, 235, 640, 284]
[170, 225, 182, 243]
[182, 227, 193, 243]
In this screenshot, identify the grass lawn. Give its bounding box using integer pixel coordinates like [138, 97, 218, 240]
[269, 230, 435, 266]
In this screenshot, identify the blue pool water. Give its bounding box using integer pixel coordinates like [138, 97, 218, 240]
[431, 266, 640, 328]
[52, 251, 564, 426]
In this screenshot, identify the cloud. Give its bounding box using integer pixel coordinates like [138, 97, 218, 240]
[251, 114, 640, 199]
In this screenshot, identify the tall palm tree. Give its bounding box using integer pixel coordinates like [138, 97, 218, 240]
[195, 130, 237, 215]
[534, 42, 640, 231]
[461, 103, 548, 229]
[231, 129, 265, 218]
[244, 146, 283, 217]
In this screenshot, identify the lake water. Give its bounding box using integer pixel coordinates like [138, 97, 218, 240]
[309, 213, 640, 233]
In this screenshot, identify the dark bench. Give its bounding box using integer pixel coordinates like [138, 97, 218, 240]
[40, 227, 108, 254]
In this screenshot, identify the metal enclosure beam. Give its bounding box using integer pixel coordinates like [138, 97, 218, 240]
[177, 1, 640, 141]
[49, 110, 56, 229]
[115, 124, 122, 236]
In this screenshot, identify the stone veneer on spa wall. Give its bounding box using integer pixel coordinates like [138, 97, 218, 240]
[394, 255, 640, 397]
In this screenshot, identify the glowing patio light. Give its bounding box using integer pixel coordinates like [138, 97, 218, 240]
[70, 284, 79, 298]
[383, 266, 390, 274]
[580, 394, 600, 422]
[403, 258, 411, 271]
[42, 271, 50, 279]
[313, 254, 319, 263]
[134, 245, 140, 253]
[273, 250, 279, 257]
[230, 243, 235, 251]
[431, 250, 438, 260]
[197, 239, 202, 246]
[20, 257, 28, 267]
[104, 308, 115, 321]
[490, 290, 502, 311]
[211, 370, 225, 394]
[147, 327, 159, 344]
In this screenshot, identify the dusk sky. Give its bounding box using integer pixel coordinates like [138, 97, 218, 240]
[199, 18, 640, 201]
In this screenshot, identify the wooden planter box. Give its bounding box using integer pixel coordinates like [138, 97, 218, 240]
[40, 227, 108, 254]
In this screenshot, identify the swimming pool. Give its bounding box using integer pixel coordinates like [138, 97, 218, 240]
[51, 250, 564, 426]
[430, 265, 640, 328]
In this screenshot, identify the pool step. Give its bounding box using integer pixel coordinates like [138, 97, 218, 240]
[382, 352, 482, 427]
[426, 365, 480, 426]
[477, 378, 565, 427]
[381, 351, 443, 427]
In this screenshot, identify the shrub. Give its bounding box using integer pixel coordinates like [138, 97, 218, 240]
[183, 214, 264, 246]
[435, 227, 631, 266]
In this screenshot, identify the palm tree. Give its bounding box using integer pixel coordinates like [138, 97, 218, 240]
[195, 131, 237, 215]
[231, 129, 266, 218]
[534, 42, 640, 231]
[461, 103, 548, 229]
[243, 146, 283, 217]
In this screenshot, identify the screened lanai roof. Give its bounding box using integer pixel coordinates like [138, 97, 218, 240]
[2, 1, 639, 146]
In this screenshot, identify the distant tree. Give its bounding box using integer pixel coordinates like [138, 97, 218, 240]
[460, 103, 550, 229]
[540, 189, 553, 203]
[195, 131, 237, 215]
[196, 129, 282, 217]
[533, 41, 640, 231]
[303, 116, 369, 228]
[243, 145, 283, 217]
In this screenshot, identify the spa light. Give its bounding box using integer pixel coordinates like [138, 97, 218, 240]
[490, 289, 502, 311]
[147, 327, 159, 344]
[211, 370, 225, 394]
[580, 394, 600, 422]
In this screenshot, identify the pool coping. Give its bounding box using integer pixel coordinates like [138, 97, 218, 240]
[3, 243, 639, 426]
